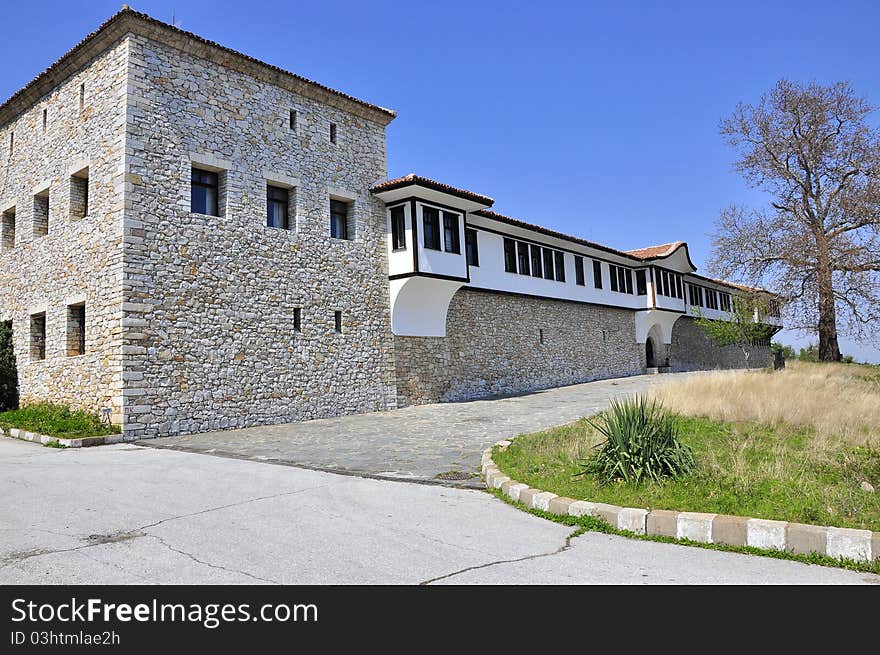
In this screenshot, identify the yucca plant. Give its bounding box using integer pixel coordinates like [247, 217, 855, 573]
[577, 395, 696, 485]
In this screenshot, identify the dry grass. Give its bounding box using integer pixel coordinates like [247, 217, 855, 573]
[650, 361, 880, 446]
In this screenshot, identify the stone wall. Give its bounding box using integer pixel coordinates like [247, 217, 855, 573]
[0, 39, 128, 421]
[669, 315, 771, 371]
[121, 34, 397, 437]
[395, 289, 643, 405]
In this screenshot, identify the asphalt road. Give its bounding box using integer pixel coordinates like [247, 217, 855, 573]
[0, 438, 876, 584]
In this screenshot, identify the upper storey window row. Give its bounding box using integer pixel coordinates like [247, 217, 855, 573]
[502, 238, 565, 282]
[609, 264, 634, 295]
[656, 268, 683, 299]
[422, 206, 461, 254]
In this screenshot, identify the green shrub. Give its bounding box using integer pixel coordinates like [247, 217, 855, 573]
[0, 321, 18, 411]
[577, 395, 697, 485]
[0, 403, 119, 439]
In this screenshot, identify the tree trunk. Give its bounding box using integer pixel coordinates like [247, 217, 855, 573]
[815, 234, 841, 362]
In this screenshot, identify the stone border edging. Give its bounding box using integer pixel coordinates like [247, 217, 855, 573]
[0, 426, 125, 448]
[482, 441, 879, 563]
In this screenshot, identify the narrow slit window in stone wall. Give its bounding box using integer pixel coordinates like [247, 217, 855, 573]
[330, 199, 351, 239]
[33, 190, 49, 237]
[390, 205, 406, 250]
[267, 185, 290, 229]
[67, 303, 85, 356]
[79, 83, 85, 111]
[539, 329, 544, 345]
[30, 313, 46, 361]
[289, 109, 297, 131]
[593, 260, 603, 289]
[574, 256, 585, 285]
[191, 168, 219, 216]
[42, 108, 47, 132]
[422, 206, 440, 250]
[293, 307, 302, 333]
[1, 207, 14, 251]
[442, 212, 460, 253]
[70, 169, 89, 219]
[334, 310, 342, 333]
[8, 131, 12, 156]
[554, 251, 565, 282]
[330, 123, 337, 144]
[465, 228, 478, 266]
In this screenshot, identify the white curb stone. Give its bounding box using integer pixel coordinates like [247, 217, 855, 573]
[491, 475, 510, 490]
[677, 512, 716, 543]
[617, 508, 648, 534]
[507, 483, 529, 502]
[568, 501, 600, 517]
[747, 519, 787, 551]
[532, 491, 558, 511]
[826, 527, 873, 562]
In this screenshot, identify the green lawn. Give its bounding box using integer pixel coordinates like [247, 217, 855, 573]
[0, 403, 121, 440]
[493, 415, 880, 532]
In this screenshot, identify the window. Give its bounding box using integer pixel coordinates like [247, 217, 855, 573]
[30, 313, 46, 361]
[534, 245, 546, 278]
[465, 228, 479, 266]
[42, 108, 47, 132]
[609, 264, 633, 294]
[329, 123, 337, 144]
[8, 131, 13, 156]
[656, 269, 683, 299]
[330, 199, 350, 239]
[720, 292, 732, 312]
[705, 288, 719, 310]
[517, 241, 530, 275]
[1, 207, 14, 251]
[554, 251, 565, 282]
[675, 275, 683, 299]
[67, 303, 85, 356]
[289, 109, 297, 131]
[267, 185, 290, 229]
[422, 206, 440, 250]
[768, 298, 781, 318]
[539, 329, 544, 345]
[191, 168, 219, 216]
[33, 189, 49, 237]
[636, 269, 647, 296]
[574, 256, 585, 286]
[293, 307, 302, 333]
[390, 206, 406, 250]
[593, 260, 603, 289]
[540, 248, 552, 280]
[688, 284, 703, 307]
[442, 212, 460, 253]
[70, 169, 89, 219]
[79, 83, 85, 111]
[503, 238, 517, 273]
[334, 310, 342, 333]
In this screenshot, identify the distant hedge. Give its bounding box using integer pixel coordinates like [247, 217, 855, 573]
[0, 321, 19, 411]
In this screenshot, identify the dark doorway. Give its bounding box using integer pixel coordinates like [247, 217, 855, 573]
[646, 339, 656, 368]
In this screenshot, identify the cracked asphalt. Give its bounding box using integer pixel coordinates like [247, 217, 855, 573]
[1, 437, 876, 584]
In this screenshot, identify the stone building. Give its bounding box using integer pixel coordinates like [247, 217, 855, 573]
[0, 8, 780, 438]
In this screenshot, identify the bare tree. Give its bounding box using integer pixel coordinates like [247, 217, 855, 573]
[710, 80, 880, 361]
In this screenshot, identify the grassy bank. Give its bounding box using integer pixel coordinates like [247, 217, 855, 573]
[493, 362, 880, 532]
[0, 403, 120, 440]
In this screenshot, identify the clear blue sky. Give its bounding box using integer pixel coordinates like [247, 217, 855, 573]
[2, 0, 878, 361]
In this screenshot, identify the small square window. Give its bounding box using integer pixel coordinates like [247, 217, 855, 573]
[330, 199, 351, 239]
[1, 207, 14, 251]
[30, 313, 46, 361]
[191, 167, 219, 216]
[33, 190, 49, 237]
[70, 169, 89, 219]
[67, 303, 85, 356]
[267, 184, 290, 230]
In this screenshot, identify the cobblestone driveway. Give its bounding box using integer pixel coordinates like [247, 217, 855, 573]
[142, 373, 696, 486]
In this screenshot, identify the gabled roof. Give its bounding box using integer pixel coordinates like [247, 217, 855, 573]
[0, 6, 396, 128]
[370, 174, 495, 206]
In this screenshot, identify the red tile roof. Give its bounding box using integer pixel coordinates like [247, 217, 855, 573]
[0, 7, 396, 128]
[370, 174, 495, 206]
[625, 242, 686, 259]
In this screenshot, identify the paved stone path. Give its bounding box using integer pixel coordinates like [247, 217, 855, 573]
[143, 373, 696, 485]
